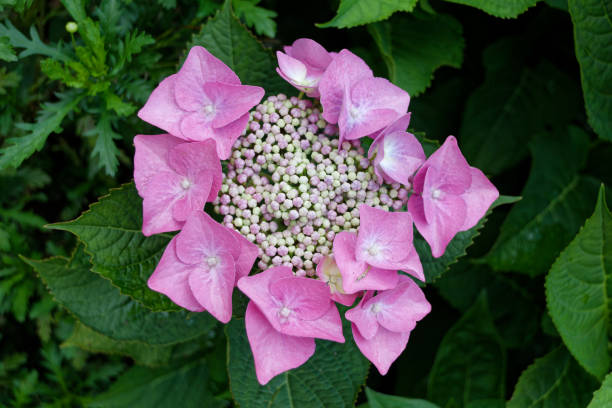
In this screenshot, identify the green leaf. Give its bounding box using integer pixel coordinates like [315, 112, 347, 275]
[104, 92, 137, 117]
[112, 30, 155, 74]
[47, 183, 177, 311]
[88, 359, 221, 408]
[190, 0, 291, 95]
[0, 36, 17, 61]
[227, 318, 369, 408]
[318, 0, 418, 28]
[545, 185, 612, 380]
[366, 387, 440, 408]
[0, 21, 69, 61]
[487, 127, 600, 276]
[233, 0, 277, 38]
[24, 245, 216, 345]
[61, 0, 107, 69]
[85, 113, 121, 176]
[507, 347, 598, 408]
[428, 294, 505, 408]
[460, 38, 581, 175]
[0, 91, 85, 170]
[439, 0, 540, 18]
[417, 195, 519, 283]
[588, 373, 612, 408]
[368, 11, 464, 96]
[569, 0, 612, 140]
[63, 322, 175, 367]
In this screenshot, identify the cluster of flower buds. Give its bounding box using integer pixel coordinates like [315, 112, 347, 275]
[133, 38, 499, 385]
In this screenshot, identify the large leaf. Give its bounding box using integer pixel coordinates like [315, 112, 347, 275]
[418, 195, 520, 283]
[440, 0, 540, 18]
[365, 388, 440, 408]
[226, 318, 369, 408]
[427, 294, 505, 408]
[88, 360, 221, 408]
[318, 0, 418, 29]
[24, 245, 216, 345]
[48, 183, 176, 311]
[487, 127, 600, 276]
[507, 347, 598, 408]
[569, 0, 612, 141]
[460, 38, 581, 175]
[435, 262, 539, 348]
[545, 185, 612, 380]
[588, 373, 612, 408]
[190, 0, 291, 95]
[368, 11, 464, 96]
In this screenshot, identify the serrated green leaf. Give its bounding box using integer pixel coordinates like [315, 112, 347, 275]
[440, 0, 540, 18]
[0, 36, 17, 61]
[569, 0, 612, 140]
[460, 38, 581, 175]
[189, 0, 293, 95]
[233, 0, 277, 38]
[0, 21, 69, 61]
[545, 185, 612, 380]
[63, 322, 175, 367]
[366, 387, 440, 408]
[588, 373, 612, 408]
[61, 0, 107, 70]
[47, 183, 176, 311]
[368, 11, 464, 96]
[88, 359, 221, 408]
[318, 0, 418, 28]
[112, 30, 155, 74]
[24, 245, 216, 345]
[104, 92, 137, 116]
[0, 91, 84, 170]
[428, 294, 505, 408]
[86, 113, 121, 176]
[227, 318, 369, 408]
[417, 195, 518, 282]
[487, 127, 600, 276]
[507, 347, 598, 408]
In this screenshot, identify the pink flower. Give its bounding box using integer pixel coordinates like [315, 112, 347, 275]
[276, 38, 333, 97]
[134, 134, 222, 236]
[237, 266, 344, 385]
[138, 46, 265, 159]
[333, 205, 424, 294]
[368, 114, 426, 186]
[318, 49, 410, 143]
[148, 211, 257, 323]
[315, 255, 359, 306]
[408, 136, 499, 257]
[346, 276, 431, 375]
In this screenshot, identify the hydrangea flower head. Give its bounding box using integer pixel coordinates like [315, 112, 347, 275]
[408, 136, 499, 257]
[276, 38, 333, 97]
[138, 46, 264, 159]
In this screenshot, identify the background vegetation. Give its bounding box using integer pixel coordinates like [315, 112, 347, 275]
[0, 0, 610, 406]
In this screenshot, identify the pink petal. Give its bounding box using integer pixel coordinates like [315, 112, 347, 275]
[245, 302, 315, 385]
[171, 171, 212, 222]
[421, 136, 471, 194]
[315, 256, 359, 306]
[333, 231, 399, 294]
[228, 228, 259, 283]
[460, 167, 499, 231]
[175, 211, 240, 264]
[137, 75, 185, 137]
[339, 105, 399, 142]
[372, 130, 425, 185]
[367, 276, 431, 333]
[345, 291, 379, 340]
[319, 49, 372, 124]
[352, 323, 410, 375]
[237, 266, 294, 332]
[141, 172, 185, 236]
[279, 303, 344, 342]
[269, 277, 332, 320]
[133, 134, 182, 197]
[212, 113, 250, 160]
[286, 38, 333, 71]
[174, 46, 240, 111]
[179, 111, 215, 142]
[188, 251, 235, 323]
[277, 51, 308, 84]
[203, 82, 264, 129]
[167, 140, 222, 202]
[147, 237, 204, 312]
